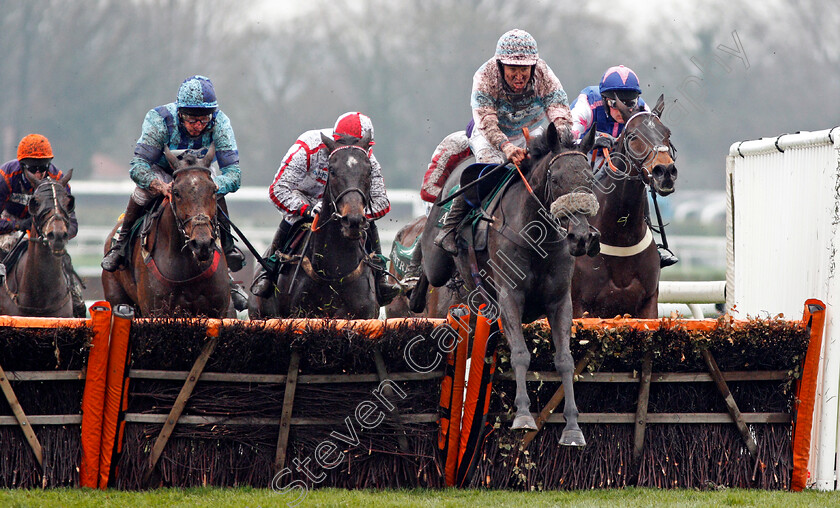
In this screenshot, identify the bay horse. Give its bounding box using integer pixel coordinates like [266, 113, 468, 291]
[0, 169, 76, 317]
[571, 94, 678, 318]
[384, 215, 461, 319]
[421, 123, 600, 444]
[248, 133, 379, 319]
[102, 146, 232, 317]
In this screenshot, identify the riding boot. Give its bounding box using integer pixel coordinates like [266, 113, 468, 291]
[229, 274, 249, 312]
[101, 198, 145, 272]
[402, 242, 423, 288]
[367, 222, 401, 306]
[658, 246, 679, 268]
[643, 199, 679, 268]
[63, 253, 87, 317]
[251, 220, 293, 298]
[217, 197, 246, 272]
[434, 195, 470, 255]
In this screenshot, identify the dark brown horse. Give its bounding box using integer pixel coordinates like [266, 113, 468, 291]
[572, 95, 678, 318]
[0, 170, 76, 317]
[248, 133, 379, 319]
[384, 215, 461, 319]
[102, 146, 232, 317]
[421, 123, 600, 444]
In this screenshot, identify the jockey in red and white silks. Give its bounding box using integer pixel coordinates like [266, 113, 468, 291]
[269, 113, 390, 226]
[253, 112, 399, 304]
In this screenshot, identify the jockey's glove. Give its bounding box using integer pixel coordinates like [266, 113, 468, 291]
[12, 217, 32, 231]
[593, 134, 617, 151]
[304, 202, 322, 219]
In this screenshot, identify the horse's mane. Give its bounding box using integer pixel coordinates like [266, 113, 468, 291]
[526, 126, 576, 167]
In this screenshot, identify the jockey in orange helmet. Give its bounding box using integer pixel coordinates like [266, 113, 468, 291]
[0, 134, 86, 316]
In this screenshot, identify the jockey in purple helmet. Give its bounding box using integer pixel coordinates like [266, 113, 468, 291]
[570, 66, 678, 268]
[570, 65, 649, 150]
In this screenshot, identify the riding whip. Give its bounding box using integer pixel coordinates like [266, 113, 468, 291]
[437, 159, 511, 206]
[215, 204, 274, 273]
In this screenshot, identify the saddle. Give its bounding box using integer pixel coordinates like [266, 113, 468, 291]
[268, 220, 313, 275]
[437, 165, 517, 252]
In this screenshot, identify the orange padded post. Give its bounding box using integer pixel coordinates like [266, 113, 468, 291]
[98, 304, 134, 489]
[791, 299, 826, 491]
[79, 302, 112, 488]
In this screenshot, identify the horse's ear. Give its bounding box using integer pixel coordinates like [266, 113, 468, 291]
[321, 132, 337, 153]
[651, 94, 665, 118]
[201, 144, 216, 168]
[359, 131, 372, 151]
[546, 122, 560, 152]
[22, 167, 41, 188]
[163, 146, 179, 169]
[579, 124, 597, 154]
[613, 93, 633, 122]
[58, 168, 73, 187]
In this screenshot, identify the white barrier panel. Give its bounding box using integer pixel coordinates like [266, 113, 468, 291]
[727, 127, 840, 490]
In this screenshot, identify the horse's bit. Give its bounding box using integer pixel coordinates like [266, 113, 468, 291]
[611, 111, 674, 184]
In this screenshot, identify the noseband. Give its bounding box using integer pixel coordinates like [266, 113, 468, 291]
[543, 150, 589, 204]
[612, 111, 674, 184]
[169, 167, 218, 247]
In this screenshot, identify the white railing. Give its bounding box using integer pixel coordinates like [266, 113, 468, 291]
[727, 127, 840, 490]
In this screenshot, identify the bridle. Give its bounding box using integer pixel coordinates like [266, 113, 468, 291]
[312, 144, 371, 232]
[169, 167, 218, 248]
[543, 150, 589, 205]
[29, 179, 73, 254]
[608, 111, 675, 184]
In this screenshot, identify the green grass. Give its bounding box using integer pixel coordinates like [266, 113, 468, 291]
[1, 487, 839, 508]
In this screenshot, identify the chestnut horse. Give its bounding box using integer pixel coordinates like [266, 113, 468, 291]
[248, 133, 379, 319]
[421, 124, 600, 444]
[0, 170, 77, 317]
[102, 146, 232, 317]
[571, 94, 678, 318]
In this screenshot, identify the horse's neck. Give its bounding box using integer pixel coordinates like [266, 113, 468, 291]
[596, 156, 649, 236]
[17, 240, 66, 304]
[309, 221, 365, 274]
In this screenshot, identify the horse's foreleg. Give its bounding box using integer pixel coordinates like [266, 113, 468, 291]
[498, 288, 535, 430]
[638, 291, 659, 319]
[548, 291, 586, 446]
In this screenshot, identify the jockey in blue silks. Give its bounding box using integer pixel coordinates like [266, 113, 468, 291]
[570, 66, 678, 268]
[570, 65, 648, 160]
[101, 75, 248, 309]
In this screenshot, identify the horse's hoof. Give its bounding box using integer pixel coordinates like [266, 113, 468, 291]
[560, 428, 586, 447]
[512, 414, 538, 431]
